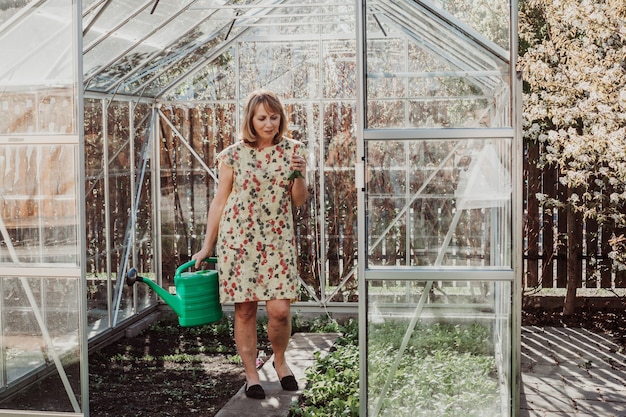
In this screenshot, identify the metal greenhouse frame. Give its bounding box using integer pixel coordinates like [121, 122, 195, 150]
[0, 0, 520, 416]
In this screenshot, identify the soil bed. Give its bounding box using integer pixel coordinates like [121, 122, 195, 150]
[2, 315, 273, 417]
[87, 322, 249, 416]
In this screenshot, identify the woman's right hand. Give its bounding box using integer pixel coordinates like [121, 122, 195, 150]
[191, 247, 212, 269]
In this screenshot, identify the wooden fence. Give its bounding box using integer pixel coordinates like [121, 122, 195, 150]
[523, 140, 626, 290]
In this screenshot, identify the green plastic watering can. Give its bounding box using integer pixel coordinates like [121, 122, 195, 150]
[126, 258, 223, 327]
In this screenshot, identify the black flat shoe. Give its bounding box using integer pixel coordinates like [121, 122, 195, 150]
[245, 384, 266, 399]
[273, 362, 299, 391]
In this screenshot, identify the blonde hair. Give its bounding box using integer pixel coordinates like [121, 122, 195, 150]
[241, 89, 288, 146]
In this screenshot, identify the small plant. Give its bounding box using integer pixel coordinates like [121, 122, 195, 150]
[289, 318, 359, 417]
[162, 353, 202, 363]
[227, 354, 242, 364]
[308, 314, 342, 333]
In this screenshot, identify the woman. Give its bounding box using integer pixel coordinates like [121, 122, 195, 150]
[192, 89, 308, 399]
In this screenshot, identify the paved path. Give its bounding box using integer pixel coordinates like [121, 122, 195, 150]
[215, 332, 339, 417]
[521, 326, 626, 417]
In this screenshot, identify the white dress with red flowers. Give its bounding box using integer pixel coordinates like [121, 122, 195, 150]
[216, 138, 307, 303]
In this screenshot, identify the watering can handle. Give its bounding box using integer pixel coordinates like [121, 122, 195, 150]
[176, 257, 218, 276]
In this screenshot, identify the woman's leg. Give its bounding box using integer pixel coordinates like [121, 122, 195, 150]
[266, 299, 293, 378]
[234, 301, 260, 386]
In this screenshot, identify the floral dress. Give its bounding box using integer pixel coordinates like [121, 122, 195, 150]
[216, 137, 307, 303]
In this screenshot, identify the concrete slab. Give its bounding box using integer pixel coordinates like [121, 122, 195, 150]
[522, 327, 626, 417]
[215, 332, 340, 417]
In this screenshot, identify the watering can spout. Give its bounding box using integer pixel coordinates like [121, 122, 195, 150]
[126, 258, 223, 327]
[127, 268, 184, 316]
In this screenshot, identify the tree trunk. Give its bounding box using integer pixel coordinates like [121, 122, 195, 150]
[563, 200, 580, 315]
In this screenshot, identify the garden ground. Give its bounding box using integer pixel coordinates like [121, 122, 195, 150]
[3, 303, 626, 416]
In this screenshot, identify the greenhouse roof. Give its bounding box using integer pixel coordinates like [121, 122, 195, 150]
[0, 0, 509, 100]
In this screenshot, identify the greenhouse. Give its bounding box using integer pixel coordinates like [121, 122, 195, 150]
[0, 0, 521, 416]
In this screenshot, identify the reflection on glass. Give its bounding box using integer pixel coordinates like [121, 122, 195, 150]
[158, 104, 234, 284]
[0, 90, 75, 135]
[1, 276, 81, 411]
[425, 0, 510, 49]
[0, 144, 78, 264]
[164, 47, 237, 101]
[239, 42, 320, 100]
[84, 100, 158, 331]
[323, 102, 357, 301]
[366, 0, 510, 128]
[236, 2, 355, 37]
[133, 103, 155, 311]
[323, 40, 356, 99]
[366, 139, 511, 268]
[0, 1, 74, 86]
[367, 280, 511, 417]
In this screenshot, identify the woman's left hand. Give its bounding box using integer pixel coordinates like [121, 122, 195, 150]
[290, 154, 306, 177]
[289, 154, 308, 206]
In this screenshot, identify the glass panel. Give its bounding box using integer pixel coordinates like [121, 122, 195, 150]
[367, 279, 511, 417]
[133, 103, 155, 312]
[425, 0, 510, 50]
[85, 100, 156, 329]
[123, 25, 234, 97]
[85, 98, 109, 330]
[0, 1, 31, 27]
[0, 0, 77, 135]
[88, 0, 239, 95]
[106, 101, 133, 323]
[165, 38, 358, 102]
[324, 102, 358, 301]
[284, 102, 320, 300]
[1, 275, 81, 411]
[158, 2, 357, 100]
[0, 90, 75, 135]
[323, 40, 357, 99]
[0, 0, 75, 86]
[366, 1, 510, 128]
[164, 46, 237, 101]
[0, 0, 83, 412]
[0, 144, 78, 265]
[237, 2, 356, 37]
[83, 0, 197, 48]
[366, 139, 512, 267]
[239, 41, 320, 100]
[82, 0, 102, 13]
[159, 104, 235, 284]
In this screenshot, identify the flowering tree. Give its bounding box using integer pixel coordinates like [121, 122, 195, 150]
[518, 0, 626, 314]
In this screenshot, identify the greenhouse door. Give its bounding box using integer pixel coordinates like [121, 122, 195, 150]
[0, 1, 87, 416]
[357, 0, 521, 416]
